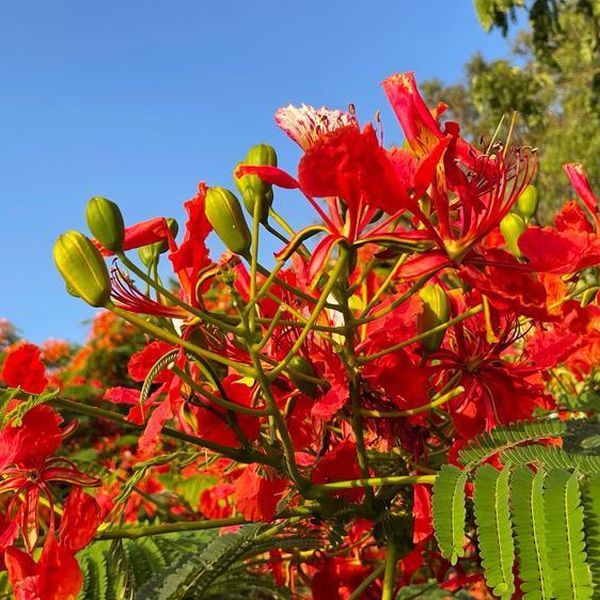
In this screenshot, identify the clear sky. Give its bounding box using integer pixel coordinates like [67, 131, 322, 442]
[0, 1, 516, 344]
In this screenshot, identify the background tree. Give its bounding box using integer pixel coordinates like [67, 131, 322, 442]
[423, 0, 600, 217]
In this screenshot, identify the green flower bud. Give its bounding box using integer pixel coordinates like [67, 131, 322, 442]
[53, 231, 111, 307]
[500, 213, 527, 257]
[85, 196, 125, 252]
[517, 185, 538, 223]
[234, 143, 277, 222]
[287, 355, 319, 398]
[205, 187, 252, 256]
[416, 284, 450, 353]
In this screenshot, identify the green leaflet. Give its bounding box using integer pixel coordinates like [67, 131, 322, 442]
[583, 473, 600, 591]
[473, 465, 515, 599]
[502, 445, 600, 474]
[432, 464, 467, 565]
[458, 420, 566, 468]
[543, 470, 593, 599]
[135, 525, 260, 600]
[511, 466, 552, 599]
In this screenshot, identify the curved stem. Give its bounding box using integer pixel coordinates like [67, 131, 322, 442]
[118, 253, 240, 334]
[110, 303, 256, 376]
[348, 564, 385, 600]
[267, 255, 345, 380]
[49, 396, 278, 466]
[357, 385, 464, 418]
[171, 365, 272, 416]
[358, 305, 483, 365]
[96, 515, 249, 539]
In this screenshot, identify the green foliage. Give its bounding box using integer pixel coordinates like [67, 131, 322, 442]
[136, 525, 261, 600]
[457, 419, 566, 467]
[511, 466, 552, 599]
[3, 388, 59, 426]
[432, 465, 467, 564]
[544, 469, 593, 599]
[473, 465, 515, 599]
[583, 474, 600, 587]
[432, 421, 600, 599]
[77, 524, 321, 599]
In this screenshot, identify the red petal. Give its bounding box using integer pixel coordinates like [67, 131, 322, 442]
[96, 217, 175, 256]
[233, 466, 288, 522]
[127, 341, 174, 383]
[2, 343, 48, 394]
[382, 72, 443, 157]
[104, 386, 140, 405]
[564, 163, 599, 217]
[0, 405, 63, 470]
[59, 488, 101, 552]
[235, 165, 299, 189]
[298, 124, 409, 214]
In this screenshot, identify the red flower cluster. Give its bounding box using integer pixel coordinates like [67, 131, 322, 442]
[4, 70, 600, 598]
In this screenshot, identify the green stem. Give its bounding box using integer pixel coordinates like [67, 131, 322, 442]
[110, 303, 256, 376]
[358, 253, 407, 317]
[254, 262, 342, 312]
[348, 564, 385, 600]
[247, 192, 262, 333]
[118, 253, 240, 334]
[50, 396, 278, 466]
[335, 245, 375, 507]
[96, 515, 249, 539]
[357, 385, 464, 418]
[267, 254, 345, 380]
[358, 305, 483, 364]
[382, 537, 398, 600]
[356, 270, 440, 325]
[248, 339, 306, 490]
[310, 474, 436, 493]
[171, 365, 272, 416]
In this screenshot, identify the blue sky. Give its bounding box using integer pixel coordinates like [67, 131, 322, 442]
[0, 1, 518, 343]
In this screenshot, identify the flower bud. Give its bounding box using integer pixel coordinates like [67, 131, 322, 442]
[500, 213, 526, 257]
[53, 231, 111, 307]
[234, 143, 277, 222]
[417, 284, 450, 353]
[205, 187, 252, 256]
[517, 185, 538, 223]
[85, 196, 125, 252]
[287, 355, 319, 398]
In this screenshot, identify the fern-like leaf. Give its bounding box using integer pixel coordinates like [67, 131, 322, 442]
[511, 465, 552, 599]
[458, 420, 566, 467]
[432, 464, 467, 565]
[134, 524, 260, 600]
[473, 464, 515, 599]
[502, 445, 600, 474]
[544, 469, 593, 599]
[583, 473, 600, 591]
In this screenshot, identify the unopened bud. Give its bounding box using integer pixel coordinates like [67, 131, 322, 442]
[500, 213, 526, 257]
[234, 143, 277, 222]
[86, 196, 125, 252]
[54, 231, 111, 307]
[417, 284, 450, 353]
[205, 187, 251, 256]
[287, 355, 319, 398]
[517, 185, 538, 223]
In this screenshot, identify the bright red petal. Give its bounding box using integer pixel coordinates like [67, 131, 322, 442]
[2, 343, 48, 394]
[59, 488, 101, 552]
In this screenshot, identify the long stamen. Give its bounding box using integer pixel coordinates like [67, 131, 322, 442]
[110, 264, 186, 318]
